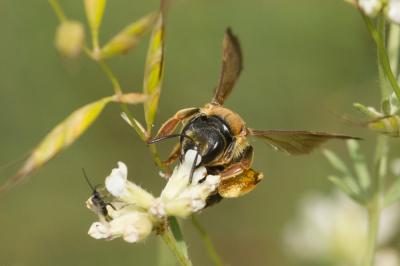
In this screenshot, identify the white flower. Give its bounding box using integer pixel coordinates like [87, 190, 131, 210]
[388, 0, 400, 24]
[105, 161, 156, 209]
[87, 149, 221, 243]
[88, 222, 111, 239]
[359, 0, 383, 15]
[88, 208, 153, 243]
[359, 0, 383, 16]
[376, 248, 400, 266]
[283, 190, 400, 265]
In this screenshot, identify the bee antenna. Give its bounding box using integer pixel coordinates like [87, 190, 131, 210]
[82, 168, 95, 191]
[147, 134, 183, 144]
[148, 134, 200, 152]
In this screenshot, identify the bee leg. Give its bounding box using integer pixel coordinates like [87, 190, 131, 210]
[220, 145, 254, 179]
[217, 146, 263, 198]
[163, 143, 181, 166]
[218, 168, 264, 198]
[106, 203, 116, 210]
[153, 107, 200, 139]
[159, 143, 181, 179]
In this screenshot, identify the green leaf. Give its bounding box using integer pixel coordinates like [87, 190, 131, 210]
[0, 93, 146, 192]
[384, 178, 400, 207]
[323, 149, 350, 175]
[328, 175, 365, 204]
[84, 0, 106, 50]
[347, 140, 371, 191]
[143, 12, 164, 133]
[169, 217, 189, 258]
[353, 102, 382, 119]
[99, 12, 157, 59]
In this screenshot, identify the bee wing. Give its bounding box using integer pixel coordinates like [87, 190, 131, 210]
[218, 168, 263, 198]
[211, 28, 243, 105]
[248, 129, 360, 155]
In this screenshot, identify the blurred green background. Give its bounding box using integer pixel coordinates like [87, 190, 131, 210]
[0, 0, 398, 265]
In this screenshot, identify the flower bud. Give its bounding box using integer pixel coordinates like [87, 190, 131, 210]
[84, 0, 106, 34]
[55, 21, 85, 58]
[99, 12, 157, 59]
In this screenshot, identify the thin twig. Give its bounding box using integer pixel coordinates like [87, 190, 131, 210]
[191, 215, 224, 266]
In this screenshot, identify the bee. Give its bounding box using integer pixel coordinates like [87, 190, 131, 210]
[149, 28, 358, 200]
[82, 168, 114, 221]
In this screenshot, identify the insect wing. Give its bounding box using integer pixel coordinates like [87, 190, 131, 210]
[212, 28, 243, 105]
[248, 129, 359, 155]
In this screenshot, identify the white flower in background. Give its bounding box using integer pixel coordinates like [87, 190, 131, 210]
[283, 190, 400, 266]
[376, 248, 400, 266]
[86, 149, 220, 243]
[387, 0, 400, 24]
[359, 0, 383, 16]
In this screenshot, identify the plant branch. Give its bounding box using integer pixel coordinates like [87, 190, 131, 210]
[48, 0, 66, 22]
[161, 225, 192, 266]
[362, 13, 400, 101]
[191, 215, 224, 266]
[363, 13, 394, 266]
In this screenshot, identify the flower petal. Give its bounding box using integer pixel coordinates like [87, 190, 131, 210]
[388, 0, 400, 24]
[88, 222, 111, 239]
[359, 0, 383, 16]
[161, 150, 202, 200]
[105, 161, 128, 197]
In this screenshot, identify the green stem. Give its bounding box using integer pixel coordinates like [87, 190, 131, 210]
[388, 24, 400, 76]
[161, 226, 192, 266]
[97, 60, 122, 94]
[362, 13, 400, 100]
[363, 13, 394, 266]
[191, 215, 224, 266]
[48, 0, 66, 22]
[364, 199, 381, 266]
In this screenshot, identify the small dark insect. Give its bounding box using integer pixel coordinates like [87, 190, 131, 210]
[82, 168, 114, 221]
[149, 28, 359, 200]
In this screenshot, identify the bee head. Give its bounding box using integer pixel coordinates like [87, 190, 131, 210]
[180, 115, 233, 165]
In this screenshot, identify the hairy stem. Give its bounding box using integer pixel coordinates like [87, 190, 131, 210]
[191, 215, 224, 266]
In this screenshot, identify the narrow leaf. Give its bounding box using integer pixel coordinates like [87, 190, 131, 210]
[347, 140, 371, 191]
[143, 12, 164, 133]
[99, 12, 157, 59]
[353, 102, 382, 119]
[169, 217, 189, 258]
[323, 149, 351, 175]
[328, 176, 364, 204]
[0, 93, 146, 192]
[84, 0, 106, 50]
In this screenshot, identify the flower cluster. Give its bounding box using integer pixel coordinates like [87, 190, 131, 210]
[86, 150, 220, 243]
[283, 190, 400, 266]
[359, 0, 400, 23]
